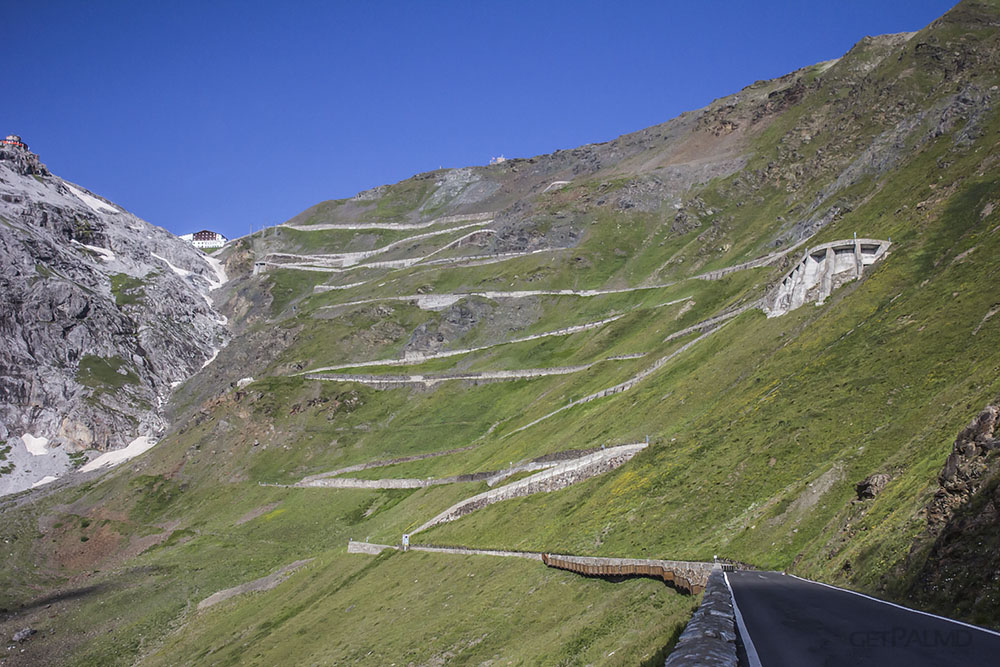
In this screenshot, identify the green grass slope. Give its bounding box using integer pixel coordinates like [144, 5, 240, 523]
[2, 2, 1000, 664]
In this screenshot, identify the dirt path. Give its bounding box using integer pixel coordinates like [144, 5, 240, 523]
[297, 444, 480, 484]
[505, 322, 730, 438]
[304, 355, 643, 388]
[298, 314, 626, 374]
[197, 559, 313, 611]
[258, 245, 564, 274]
[282, 212, 494, 231]
[264, 221, 493, 268]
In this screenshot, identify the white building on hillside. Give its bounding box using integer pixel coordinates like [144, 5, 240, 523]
[180, 230, 228, 250]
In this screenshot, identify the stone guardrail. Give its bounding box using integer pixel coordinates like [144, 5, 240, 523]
[663, 567, 739, 666]
[410, 544, 544, 561]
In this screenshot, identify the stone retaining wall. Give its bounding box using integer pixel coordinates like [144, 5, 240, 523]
[663, 301, 761, 343]
[507, 325, 725, 437]
[283, 211, 494, 231]
[762, 238, 890, 317]
[663, 568, 739, 666]
[413, 443, 647, 533]
[694, 237, 808, 281]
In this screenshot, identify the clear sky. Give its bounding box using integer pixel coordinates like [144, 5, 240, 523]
[6, 0, 957, 240]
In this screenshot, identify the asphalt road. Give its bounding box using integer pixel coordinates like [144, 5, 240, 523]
[726, 570, 1000, 667]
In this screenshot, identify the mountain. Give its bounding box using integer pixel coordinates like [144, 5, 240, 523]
[1, 1, 999, 664]
[0, 138, 229, 495]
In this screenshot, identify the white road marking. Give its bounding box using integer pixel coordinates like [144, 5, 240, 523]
[785, 573, 1000, 638]
[724, 571, 764, 667]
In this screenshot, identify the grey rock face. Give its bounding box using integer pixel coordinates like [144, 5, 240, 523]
[0, 142, 229, 494]
[927, 403, 1000, 530]
[403, 300, 495, 356]
[856, 473, 891, 500]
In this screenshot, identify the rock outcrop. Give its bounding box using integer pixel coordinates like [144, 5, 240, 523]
[927, 403, 999, 531]
[856, 473, 891, 500]
[897, 402, 1000, 622]
[0, 139, 230, 494]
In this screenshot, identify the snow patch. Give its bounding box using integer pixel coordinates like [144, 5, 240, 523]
[31, 475, 58, 488]
[151, 253, 227, 324]
[21, 433, 49, 456]
[236, 377, 254, 389]
[80, 436, 157, 472]
[71, 239, 115, 261]
[203, 254, 228, 290]
[150, 252, 192, 277]
[63, 182, 118, 214]
[201, 349, 220, 369]
[542, 180, 571, 193]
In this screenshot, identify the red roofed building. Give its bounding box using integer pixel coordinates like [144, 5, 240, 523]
[2, 135, 28, 150]
[179, 230, 228, 250]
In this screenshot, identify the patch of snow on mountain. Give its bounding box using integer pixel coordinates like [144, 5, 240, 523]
[80, 436, 157, 472]
[21, 433, 49, 456]
[151, 252, 192, 277]
[63, 182, 118, 214]
[203, 253, 228, 290]
[201, 349, 220, 369]
[31, 475, 58, 488]
[71, 239, 115, 261]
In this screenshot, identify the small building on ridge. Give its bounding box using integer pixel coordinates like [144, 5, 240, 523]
[179, 230, 228, 250]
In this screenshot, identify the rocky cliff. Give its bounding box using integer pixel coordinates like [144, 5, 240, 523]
[0, 139, 229, 495]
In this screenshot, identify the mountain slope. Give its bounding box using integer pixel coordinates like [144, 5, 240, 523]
[1, 1, 1000, 664]
[0, 141, 229, 495]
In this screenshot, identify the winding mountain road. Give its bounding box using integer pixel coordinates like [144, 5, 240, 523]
[726, 570, 1000, 666]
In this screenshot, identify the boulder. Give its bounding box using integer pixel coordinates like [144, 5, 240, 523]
[856, 473, 891, 500]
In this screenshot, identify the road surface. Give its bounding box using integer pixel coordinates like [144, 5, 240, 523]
[726, 570, 1000, 666]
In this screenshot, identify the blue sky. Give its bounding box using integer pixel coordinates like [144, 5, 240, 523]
[7, 1, 956, 239]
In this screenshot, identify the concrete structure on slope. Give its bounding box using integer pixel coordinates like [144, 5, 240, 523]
[762, 238, 891, 317]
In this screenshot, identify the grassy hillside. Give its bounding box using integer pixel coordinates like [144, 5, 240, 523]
[2, 1, 1000, 664]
